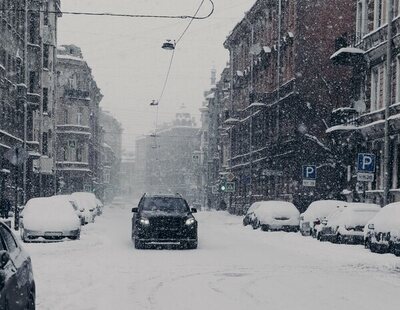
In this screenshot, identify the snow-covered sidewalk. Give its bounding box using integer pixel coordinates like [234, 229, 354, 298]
[23, 205, 400, 310]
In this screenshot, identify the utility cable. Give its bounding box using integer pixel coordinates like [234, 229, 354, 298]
[0, 1, 215, 20]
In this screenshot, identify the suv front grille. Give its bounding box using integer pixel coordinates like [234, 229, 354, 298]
[149, 216, 183, 229]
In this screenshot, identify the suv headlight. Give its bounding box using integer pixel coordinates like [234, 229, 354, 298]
[140, 218, 150, 225]
[185, 218, 196, 226]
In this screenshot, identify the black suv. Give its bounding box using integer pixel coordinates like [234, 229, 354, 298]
[131, 194, 198, 249]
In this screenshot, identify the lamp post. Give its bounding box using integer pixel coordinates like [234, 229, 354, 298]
[383, 2, 394, 206]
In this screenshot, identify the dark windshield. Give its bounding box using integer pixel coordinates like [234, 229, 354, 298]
[142, 197, 189, 213]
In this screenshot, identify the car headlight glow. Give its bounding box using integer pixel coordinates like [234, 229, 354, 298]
[185, 218, 196, 226]
[140, 218, 150, 225]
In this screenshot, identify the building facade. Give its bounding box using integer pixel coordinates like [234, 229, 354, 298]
[55, 44, 103, 195]
[0, 0, 61, 207]
[329, 0, 400, 204]
[206, 0, 356, 214]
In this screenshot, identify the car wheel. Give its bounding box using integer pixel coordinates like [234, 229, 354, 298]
[26, 290, 35, 310]
[187, 241, 198, 249]
[252, 220, 259, 230]
[364, 238, 370, 249]
[337, 234, 344, 244]
[134, 238, 143, 249]
[261, 224, 269, 232]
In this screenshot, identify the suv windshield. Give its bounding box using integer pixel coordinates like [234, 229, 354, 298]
[141, 197, 189, 213]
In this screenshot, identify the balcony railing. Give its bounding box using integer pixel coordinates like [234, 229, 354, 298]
[64, 88, 90, 100]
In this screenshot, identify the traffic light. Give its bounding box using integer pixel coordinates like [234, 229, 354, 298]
[219, 181, 227, 192]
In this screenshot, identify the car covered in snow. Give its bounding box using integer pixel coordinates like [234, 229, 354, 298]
[243, 202, 263, 228]
[71, 192, 99, 224]
[364, 202, 400, 256]
[251, 201, 300, 232]
[300, 200, 348, 236]
[20, 197, 81, 242]
[131, 194, 198, 249]
[55, 194, 86, 226]
[318, 203, 380, 244]
[0, 221, 36, 309]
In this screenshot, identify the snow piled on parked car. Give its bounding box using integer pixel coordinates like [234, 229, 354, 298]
[22, 197, 80, 231]
[370, 202, 400, 237]
[254, 201, 300, 226]
[302, 200, 349, 223]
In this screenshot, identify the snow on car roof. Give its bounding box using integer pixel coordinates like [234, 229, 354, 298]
[254, 201, 299, 218]
[302, 200, 349, 221]
[369, 202, 400, 234]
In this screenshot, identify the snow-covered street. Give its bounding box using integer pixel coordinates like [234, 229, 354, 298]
[23, 203, 400, 310]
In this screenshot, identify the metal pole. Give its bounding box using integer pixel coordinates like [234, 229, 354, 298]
[22, 0, 28, 204]
[383, 1, 393, 206]
[14, 150, 19, 231]
[275, 0, 282, 199]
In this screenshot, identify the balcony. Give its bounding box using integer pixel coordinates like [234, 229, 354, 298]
[56, 161, 91, 173]
[64, 88, 90, 100]
[56, 124, 91, 136]
[330, 47, 365, 66]
[27, 93, 40, 107]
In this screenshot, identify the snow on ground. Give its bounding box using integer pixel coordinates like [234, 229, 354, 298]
[21, 203, 400, 310]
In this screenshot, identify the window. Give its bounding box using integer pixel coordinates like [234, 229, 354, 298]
[77, 108, 83, 125]
[43, 44, 49, 69]
[43, 88, 48, 112]
[370, 63, 386, 111]
[42, 132, 48, 155]
[374, 0, 387, 29]
[44, 2, 49, 25]
[76, 145, 83, 162]
[396, 55, 400, 103]
[357, 0, 367, 39]
[29, 71, 36, 93]
[0, 226, 18, 253]
[64, 108, 69, 124]
[68, 140, 76, 161]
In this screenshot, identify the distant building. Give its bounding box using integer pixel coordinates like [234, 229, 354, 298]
[99, 110, 123, 201]
[135, 109, 200, 204]
[55, 45, 103, 195]
[120, 152, 135, 198]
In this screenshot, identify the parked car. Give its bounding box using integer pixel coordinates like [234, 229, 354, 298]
[319, 203, 380, 244]
[0, 221, 36, 309]
[131, 193, 198, 249]
[55, 194, 86, 226]
[95, 198, 104, 216]
[71, 192, 98, 224]
[300, 200, 348, 236]
[364, 202, 400, 256]
[243, 202, 263, 228]
[20, 197, 81, 242]
[252, 201, 300, 232]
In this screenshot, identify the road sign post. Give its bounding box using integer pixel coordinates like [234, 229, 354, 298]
[225, 182, 236, 193]
[302, 165, 316, 187]
[357, 153, 376, 182]
[4, 145, 29, 231]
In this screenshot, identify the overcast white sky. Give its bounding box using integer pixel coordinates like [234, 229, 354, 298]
[59, 0, 255, 153]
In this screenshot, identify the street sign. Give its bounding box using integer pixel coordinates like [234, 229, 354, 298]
[226, 172, 235, 182]
[357, 153, 375, 183]
[261, 169, 283, 177]
[225, 182, 235, 193]
[211, 185, 219, 194]
[357, 153, 376, 173]
[302, 165, 316, 187]
[3, 145, 29, 166]
[357, 173, 374, 182]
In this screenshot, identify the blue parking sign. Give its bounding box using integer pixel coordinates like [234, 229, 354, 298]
[303, 165, 317, 180]
[357, 153, 376, 173]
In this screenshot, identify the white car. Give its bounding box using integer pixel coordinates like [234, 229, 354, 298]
[321, 203, 380, 244]
[71, 192, 98, 224]
[300, 200, 349, 236]
[364, 202, 400, 255]
[243, 202, 263, 228]
[55, 194, 86, 225]
[253, 201, 300, 232]
[20, 196, 81, 242]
